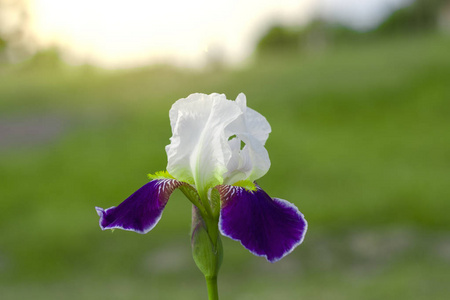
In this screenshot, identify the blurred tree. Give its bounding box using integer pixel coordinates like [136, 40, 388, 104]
[256, 25, 301, 54]
[0, 36, 6, 52]
[0, 0, 64, 68]
[376, 0, 448, 34]
[255, 0, 449, 57]
[255, 21, 360, 56]
[0, 0, 34, 62]
[25, 48, 63, 70]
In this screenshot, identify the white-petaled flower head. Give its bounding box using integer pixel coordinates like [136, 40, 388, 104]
[165, 93, 271, 194]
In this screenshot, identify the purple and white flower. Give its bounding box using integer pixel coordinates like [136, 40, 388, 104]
[96, 93, 307, 262]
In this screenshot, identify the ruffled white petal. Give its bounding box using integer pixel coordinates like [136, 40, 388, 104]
[223, 93, 271, 184]
[166, 93, 242, 192]
[235, 93, 271, 145]
[165, 93, 272, 191]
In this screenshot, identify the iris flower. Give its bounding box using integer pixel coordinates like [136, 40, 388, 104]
[96, 93, 307, 263]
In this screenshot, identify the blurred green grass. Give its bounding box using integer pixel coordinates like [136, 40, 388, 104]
[1, 32, 450, 299]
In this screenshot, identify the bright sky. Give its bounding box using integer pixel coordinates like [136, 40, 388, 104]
[25, 0, 410, 69]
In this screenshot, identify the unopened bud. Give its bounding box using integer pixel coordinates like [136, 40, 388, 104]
[191, 205, 223, 278]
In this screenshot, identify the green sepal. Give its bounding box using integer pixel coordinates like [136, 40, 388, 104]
[232, 180, 257, 192]
[147, 170, 175, 181]
[179, 185, 200, 203]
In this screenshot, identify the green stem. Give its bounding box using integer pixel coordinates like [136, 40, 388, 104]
[205, 276, 219, 300]
[199, 189, 214, 218]
[190, 190, 222, 300]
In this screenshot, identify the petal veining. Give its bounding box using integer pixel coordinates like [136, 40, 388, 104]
[96, 179, 183, 234]
[217, 184, 307, 263]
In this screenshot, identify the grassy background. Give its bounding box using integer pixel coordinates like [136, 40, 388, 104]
[1, 32, 450, 299]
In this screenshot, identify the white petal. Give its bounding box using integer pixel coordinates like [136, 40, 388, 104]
[166, 92, 272, 191]
[165, 93, 242, 192]
[235, 93, 271, 144]
[223, 93, 271, 184]
[223, 137, 250, 184]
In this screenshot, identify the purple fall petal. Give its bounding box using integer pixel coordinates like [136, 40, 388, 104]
[96, 179, 183, 234]
[217, 184, 307, 263]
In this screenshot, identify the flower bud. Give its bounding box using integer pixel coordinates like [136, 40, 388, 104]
[191, 206, 223, 278]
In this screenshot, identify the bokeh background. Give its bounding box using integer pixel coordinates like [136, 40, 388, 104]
[1, 0, 450, 299]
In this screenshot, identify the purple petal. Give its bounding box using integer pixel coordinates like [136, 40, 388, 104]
[217, 184, 307, 262]
[96, 179, 183, 234]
